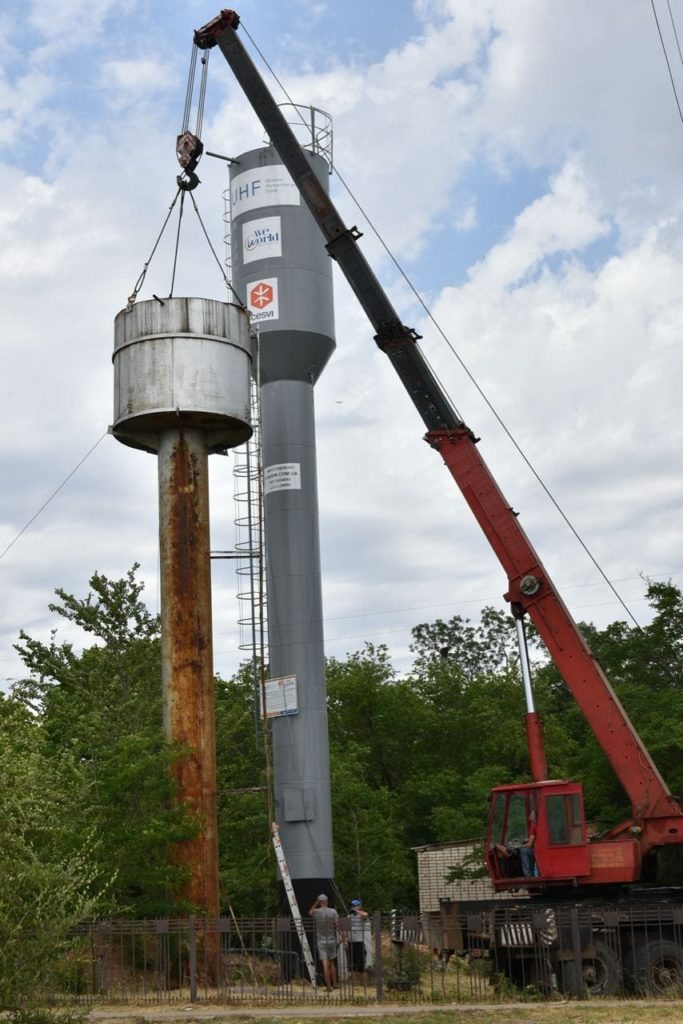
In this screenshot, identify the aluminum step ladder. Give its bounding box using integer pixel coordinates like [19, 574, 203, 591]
[271, 822, 317, 987]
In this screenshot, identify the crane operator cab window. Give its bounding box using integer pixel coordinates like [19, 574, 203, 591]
[487, 782, 590, 885]
[487, 789, 539, 881]
[545, 792, 583, 846]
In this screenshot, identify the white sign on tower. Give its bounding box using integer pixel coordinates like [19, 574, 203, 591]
[261, 675, 298, 718]
[242, 216, 282, 264]
[231, 165, 301, 216]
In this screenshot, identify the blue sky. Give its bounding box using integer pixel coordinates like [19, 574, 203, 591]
[2, 0, 683, 688]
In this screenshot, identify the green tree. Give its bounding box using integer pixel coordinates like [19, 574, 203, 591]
[538, 581, 683, 828]
[410, 606, 525, 682]
[13, 567, 194, 916]
[9, 567, 683, 925]
[404, 609, 535, 845]
[215, 666, 276, 914]
[330, 739, 414, 909]
[0, 695, 107, 1010]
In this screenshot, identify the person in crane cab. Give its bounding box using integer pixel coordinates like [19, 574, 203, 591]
[520, 812, 539, 877]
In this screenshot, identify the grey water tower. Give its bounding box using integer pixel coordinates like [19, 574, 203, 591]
[229, 107, 335, 908]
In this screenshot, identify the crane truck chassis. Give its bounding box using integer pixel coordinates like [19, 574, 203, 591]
[420, 893, 683, 996]
[191, 9, 683, 995]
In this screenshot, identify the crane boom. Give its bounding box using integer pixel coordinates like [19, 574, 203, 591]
[196, 10, 683, 879]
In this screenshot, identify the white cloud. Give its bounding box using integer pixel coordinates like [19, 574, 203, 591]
[100, 58, 173, 98]
[0, 67, 57, 144]
[454, 199, 477, 232]
[466, 160, 610, 291]
[27, 0, 135, 50]
[3, 0, 683, 693]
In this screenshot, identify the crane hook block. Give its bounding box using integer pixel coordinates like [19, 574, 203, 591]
[176, 132, 203, 191]
[194, 9, 240, 49]
[177, 170, 201, 192]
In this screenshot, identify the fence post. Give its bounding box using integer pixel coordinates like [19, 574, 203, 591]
[569, 907, 585, 1000]
[188, 915, 198, 1003]
[373, 911, 383, 1002]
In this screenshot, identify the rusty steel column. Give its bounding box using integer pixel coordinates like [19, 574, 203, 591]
[158, 427, 219, 916]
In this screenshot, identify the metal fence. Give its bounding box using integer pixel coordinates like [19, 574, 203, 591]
[47, 902, 683, 1005]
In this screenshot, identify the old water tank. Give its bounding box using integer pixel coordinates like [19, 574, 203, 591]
[112, 296, 252, 453]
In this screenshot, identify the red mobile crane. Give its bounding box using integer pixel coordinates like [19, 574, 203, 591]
[193, 12, 683, 894]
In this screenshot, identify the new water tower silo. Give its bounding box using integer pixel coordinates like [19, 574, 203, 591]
[229, 107, 335, 909]
[112, 296, 252, 915]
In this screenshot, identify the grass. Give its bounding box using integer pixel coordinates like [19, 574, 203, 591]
[86, 1000, 683, 1024]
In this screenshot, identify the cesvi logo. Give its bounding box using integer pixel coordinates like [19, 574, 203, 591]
[247, 278, 279, 321]
[250, 282, 273, 308]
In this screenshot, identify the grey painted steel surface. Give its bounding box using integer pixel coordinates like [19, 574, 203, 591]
[229, 146, 335, 885]
[229, 147, 335, 384]
[261, 379, 333, 881]
[112, 297, 252, 453]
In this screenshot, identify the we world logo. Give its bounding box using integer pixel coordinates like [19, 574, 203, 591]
[242, 216, 282, 265]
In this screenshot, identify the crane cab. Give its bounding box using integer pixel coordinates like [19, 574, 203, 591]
[486, 780, 591, 888]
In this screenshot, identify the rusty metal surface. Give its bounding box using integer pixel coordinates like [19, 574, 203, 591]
[158, 427, 219, 916]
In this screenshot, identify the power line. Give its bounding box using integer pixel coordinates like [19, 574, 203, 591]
[0, 430, 109, 564]
[2, 567, 679, 667]
[666, 0, 683, 64]
[650, 0, 683, 124]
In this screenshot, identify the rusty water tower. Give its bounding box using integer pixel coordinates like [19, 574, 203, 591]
[112, 296, 252, 914]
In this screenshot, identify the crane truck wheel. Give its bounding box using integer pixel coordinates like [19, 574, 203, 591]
[576, 940, 622, 997]
[623, 939, 683, 995]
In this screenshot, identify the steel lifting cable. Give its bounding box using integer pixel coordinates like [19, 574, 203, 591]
[182, 42, 211, 138]
[182, 44, 199, 134]
[126, 187, 244, 307]
[188, 191, 246, 305]
[239, 19, 642, 630]
[196, 49, 210, 138]
[126, 189, 182, 309]
[168, 191, 186, 298]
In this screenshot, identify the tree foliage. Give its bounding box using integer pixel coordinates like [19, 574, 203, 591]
[0, 698, 106, 1009]
[11, 566, 194, 918]
[5, 568, 683, 928]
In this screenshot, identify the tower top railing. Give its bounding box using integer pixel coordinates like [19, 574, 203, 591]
[264, 104, 333, 172]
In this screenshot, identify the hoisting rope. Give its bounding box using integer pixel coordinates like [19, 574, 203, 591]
[125, 186, 245, 310]
[176, 42, 211, 191]
[168, 191, 186, 298]
[181, 44, 197, 133]
[188, 191, 245, 306]
[125, 37, 243, 311]
[125, 187, 245, 309]
[126, 189, 182, 310]
[181, 44, 210, 138]
[196, 49, 210, 139]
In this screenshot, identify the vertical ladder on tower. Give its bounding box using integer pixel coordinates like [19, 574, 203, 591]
[271, 823, 317, 987]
